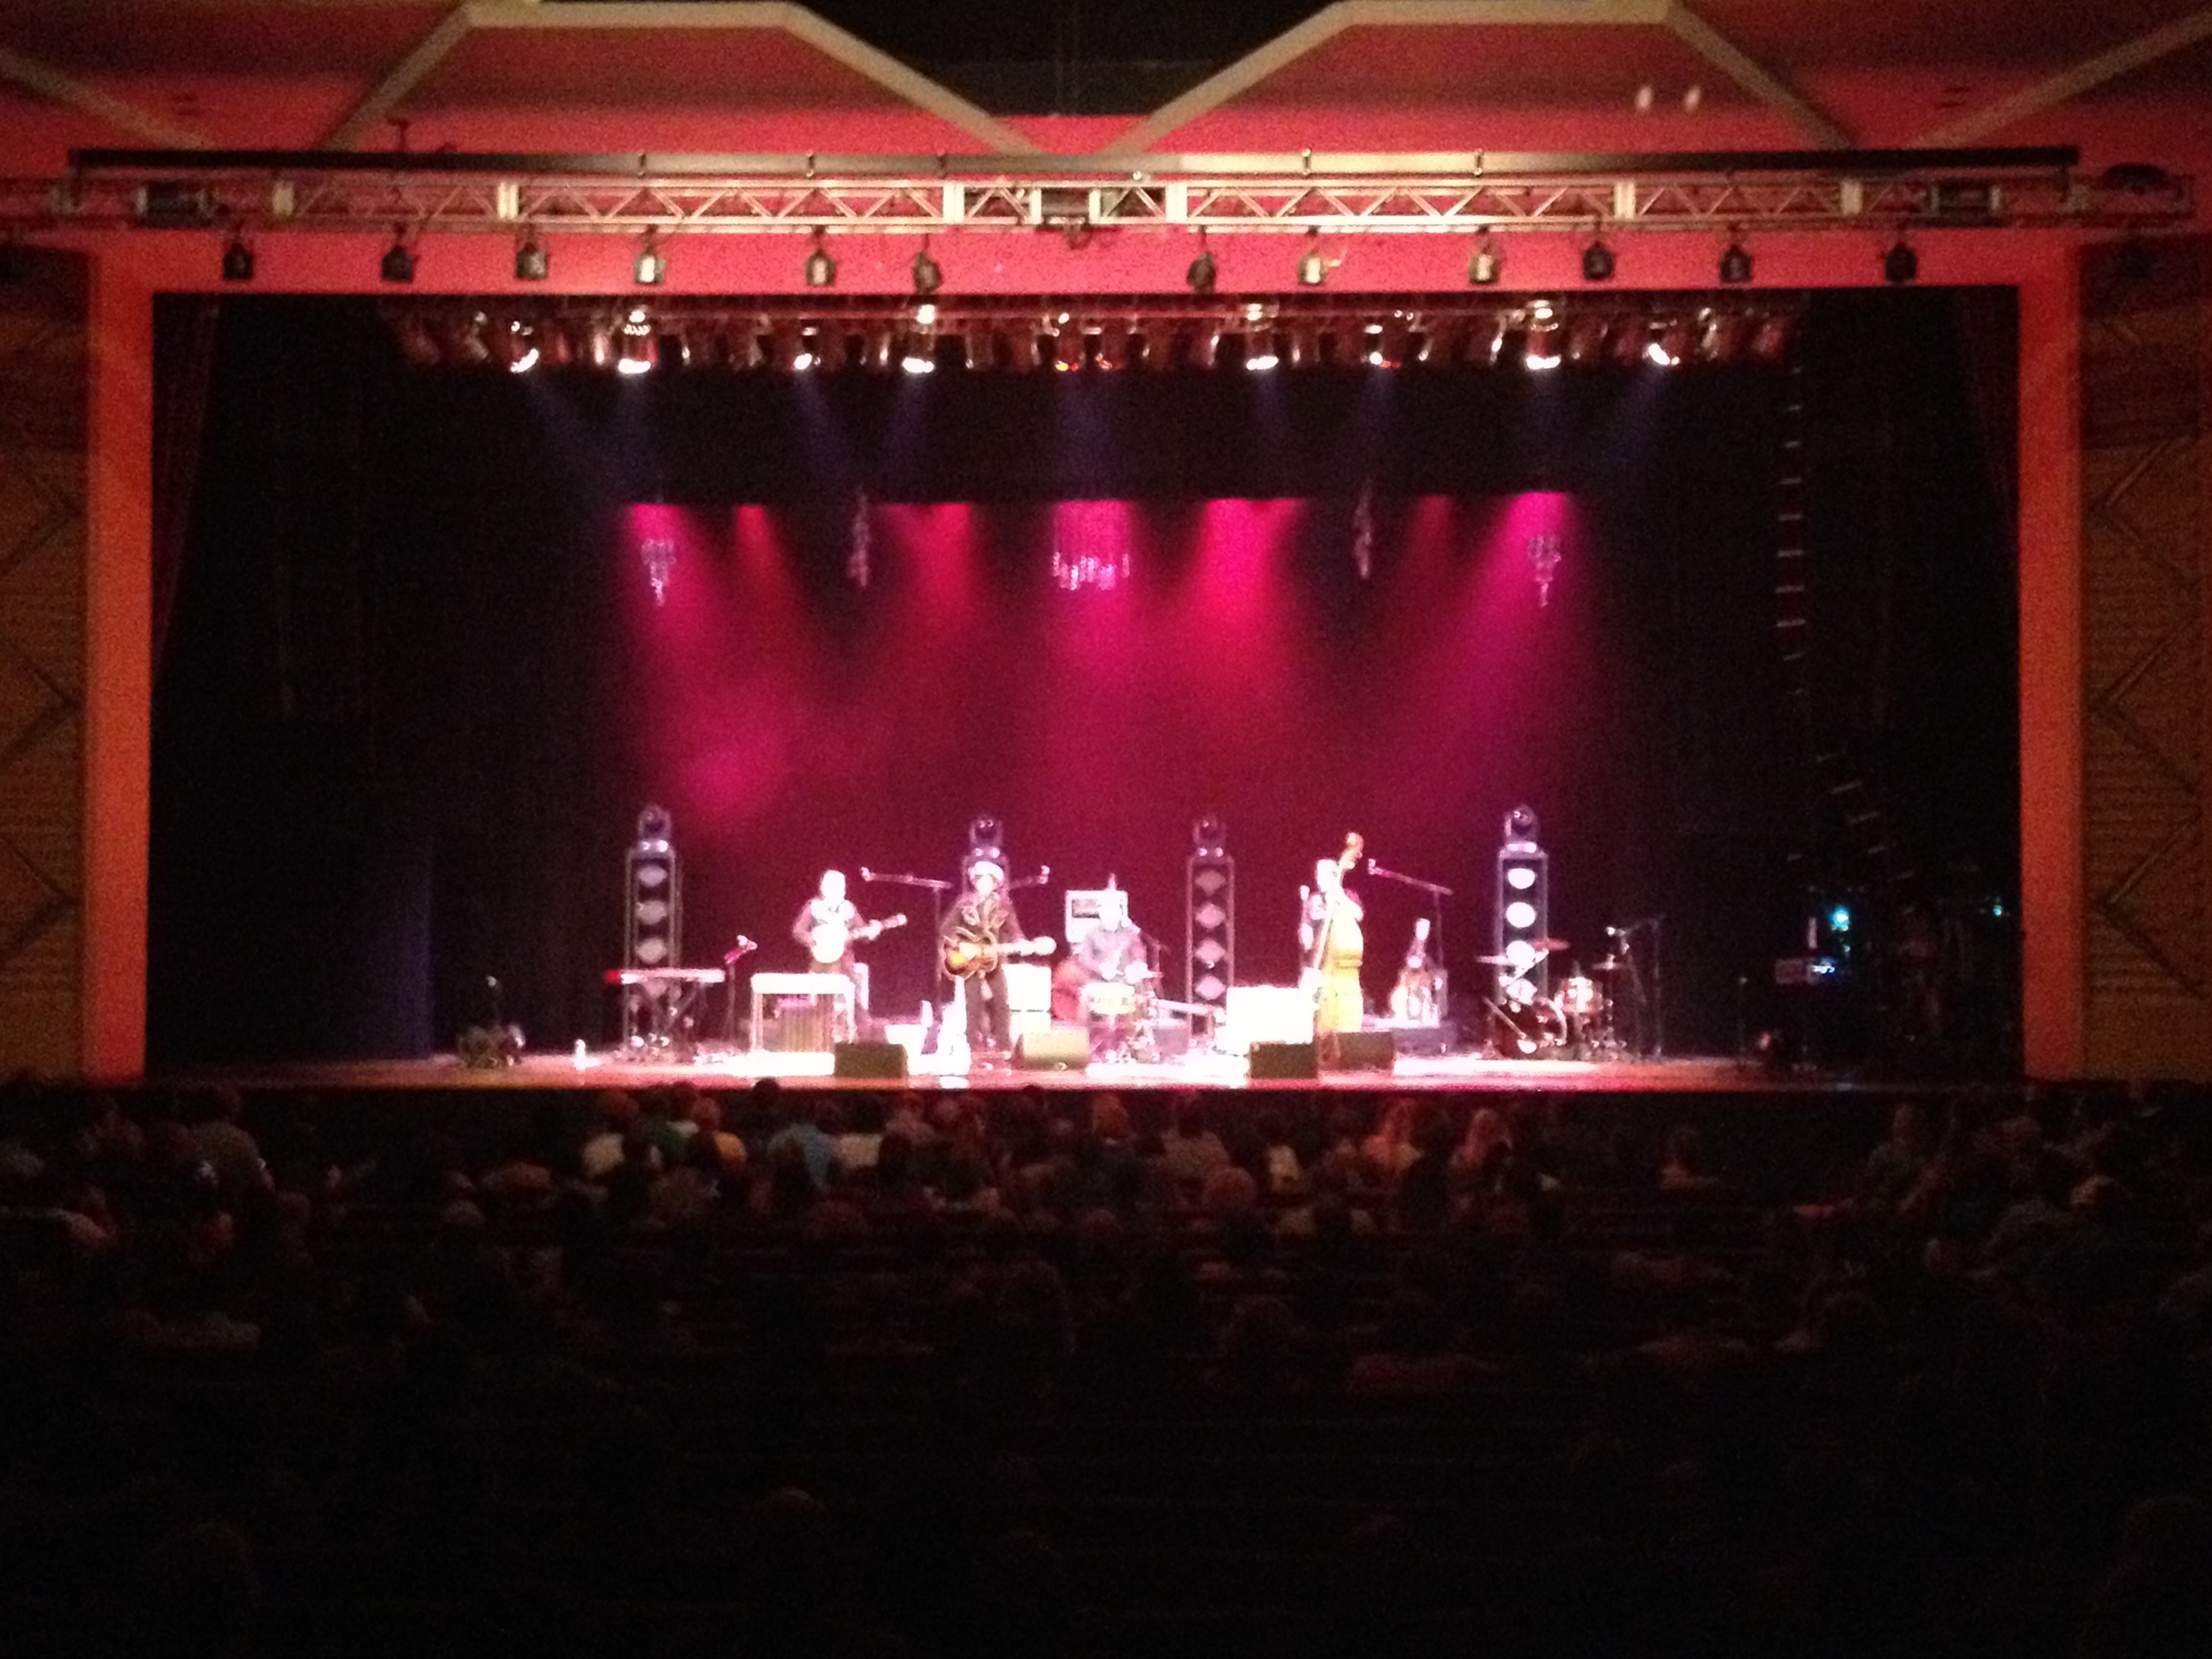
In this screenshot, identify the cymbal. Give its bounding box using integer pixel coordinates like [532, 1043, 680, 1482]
[1588, 956, 1624, 972]
[1532, 938, 1571, 952]
[1474, 954, 1516, 966]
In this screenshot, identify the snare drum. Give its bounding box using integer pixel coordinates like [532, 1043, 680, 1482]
[1082, 981, 1138, 1018]
[1559, 976, 1600, 1018]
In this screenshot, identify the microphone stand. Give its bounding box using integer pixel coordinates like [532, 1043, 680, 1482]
[861, 867, 956, 999]
[1366, 859, 1454, 993]
[720, 937, 757, 1045]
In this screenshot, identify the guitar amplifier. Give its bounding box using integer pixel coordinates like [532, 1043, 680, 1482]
[833, 1041, 909, 1080]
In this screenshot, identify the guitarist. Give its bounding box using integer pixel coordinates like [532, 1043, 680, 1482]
[791, 869, 900, 1037]
[940, 858, 1026, 1059]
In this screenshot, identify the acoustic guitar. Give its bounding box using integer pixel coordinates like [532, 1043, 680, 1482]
[943, 931, 1056, 979]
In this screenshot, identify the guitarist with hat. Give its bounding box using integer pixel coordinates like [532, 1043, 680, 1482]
[940, 858, 1043, 1061]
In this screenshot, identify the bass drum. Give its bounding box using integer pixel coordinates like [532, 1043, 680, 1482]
[1558, 975, 1601, 1018]
[1051, 957, 1089, 1021]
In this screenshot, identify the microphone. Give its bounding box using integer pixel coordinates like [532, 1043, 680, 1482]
[1367, 858, 1378, 874]
[859, 867, 873, 881]
[1039, 864, 1051, 881]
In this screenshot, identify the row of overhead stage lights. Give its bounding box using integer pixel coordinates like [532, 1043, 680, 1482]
[219, 223, 1920, 293]
[388, 301, 1796, 376]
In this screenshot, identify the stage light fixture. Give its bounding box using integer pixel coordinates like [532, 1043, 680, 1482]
[1718, 240, 1754, 284]
[219, 231, 254, 282]
[1524, 317, 1563, 371]
[1748, 313, 1793, 365]
[1581, 238, 1616, 282]
[515, 235, 549, 281]
[1883, 238, 1919, 284]
[1564, 315, 1609, 366]
[1187, 234, 1217, 295]
[957, 329, 987, 372]
[393, 314, 442, 368]
[1243, 330, 1279, 372]
[901, 330, 937, 374]
[1094, 323, 1129, 372]
[1645, 319, 1691, 368]
[1141, 319, 1177, 372]
[1699, 309, 1749, 364]
[634, 235, 667, 286]
[1052, 325, 1085, 372]
[859, 323, 895, 373]
[446, 312, 492, 368]
[536, 320, 573, 371]
[1285, 325, 1318, 370]
[803, 231, 836, 288]
[1188, 324, 1220, 371]
[1004, 323, 1043, 373]
[380, 230, 416, 284]
[1375, 319, 1409, 369]
[811, 326, 849, 373]
[1295, 232, 1328, 288]
[770, 323, 805, 373]
[493, 318, 539, 373]
[1468, 237, 1502, 286]
[617, 309, 656, 375]
[580, 317, 618, 371]
[1464, 313, 1509, 366]
[911, 244, 942, 296]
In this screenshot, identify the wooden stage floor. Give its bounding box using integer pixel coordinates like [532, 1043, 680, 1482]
[163, 1046, 1903, 1098]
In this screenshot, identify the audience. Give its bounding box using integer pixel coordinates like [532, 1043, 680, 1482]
[1, 1071, 2208, 1658]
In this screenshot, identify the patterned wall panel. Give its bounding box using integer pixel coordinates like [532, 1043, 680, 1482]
[0, 249, 88, 1078]
[2080, 239, 2210, 1078]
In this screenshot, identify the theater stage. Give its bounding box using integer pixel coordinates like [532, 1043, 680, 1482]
[161, 1048, 1897, 1098]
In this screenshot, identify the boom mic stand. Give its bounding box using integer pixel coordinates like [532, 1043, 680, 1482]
[861, 866, 956, 1000]
[1365, 858, 1454, 984]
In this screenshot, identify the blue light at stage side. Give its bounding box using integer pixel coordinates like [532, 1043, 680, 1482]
[1829, 906, 1851, 933]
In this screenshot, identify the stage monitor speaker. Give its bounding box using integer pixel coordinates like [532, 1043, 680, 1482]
[1388, 1021, 1457, 1058]
[833, 1041, 909, 1080]
[1324, 1030, 1397, 1071]
[1015, 1026, 1091, 1071]
[1248, 1040, 1318, 1080]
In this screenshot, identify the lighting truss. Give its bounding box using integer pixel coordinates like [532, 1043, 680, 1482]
[11, 147, 2191, 239]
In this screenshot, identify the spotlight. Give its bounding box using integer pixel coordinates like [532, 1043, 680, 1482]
[1718, 241, 1754, 284]
[1524, 315, 1562, 372]
[617, 308, 656, 375]
[957, 329, 988, 372]
[1581, 239, 1616, 282]
[1748, 312, 1793, 365]
[1052, 324, 1085, 372]
[901, 330, 936, 374]
[1646, 319, 1691, 367]
[770, 323, 805, 373]
[1698, 309, 1749, 364]
[803, 231, 836, 288]
[1187, 323, 1220, 371]
[1243, 330, 1279, 372]
[515, 235, 549, 281]
[1468, 237, 1502, 286]
[911, 245, 942, 296]
[380, 231, 416, 284]
[219, 232, 254, 283]
[1374, 319, 1409, 369]
[1094, 323, 1129, 372]
[1187, 239, 1217, 294]
[1882, 238, 1918, 284]
[1464, 313, 1508, 366]
[491, 317, 539, 373]
[1295, 232, 1328, 288]
[1285, 325, 1317, 370]
[634, 236, 666, 286]
[1140, 319, 1177, 372]
[1564, 315, 1609, 365]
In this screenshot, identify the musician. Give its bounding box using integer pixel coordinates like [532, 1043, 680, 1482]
[1300, 856, 1365, 1036]
[791, 870, 863, 972]
[1072, 886, 1149, 1059]
[1390, 917, 1440, 1025]
[941, 859, 1025, 1058]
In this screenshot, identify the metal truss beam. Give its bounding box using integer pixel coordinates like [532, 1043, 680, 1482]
[8, 150, 2190, 237]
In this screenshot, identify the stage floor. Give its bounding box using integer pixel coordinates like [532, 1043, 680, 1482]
[165, 1046, 1889, 1096]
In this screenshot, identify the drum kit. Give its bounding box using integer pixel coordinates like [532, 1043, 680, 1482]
[1477, 939, 1633, 1059]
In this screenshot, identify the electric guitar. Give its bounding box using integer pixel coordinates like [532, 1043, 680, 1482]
[807, 912, 907, 966]
[942, 930, 1056, 979]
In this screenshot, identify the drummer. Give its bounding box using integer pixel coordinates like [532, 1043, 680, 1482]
[1073, 884, 1150, 1059]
